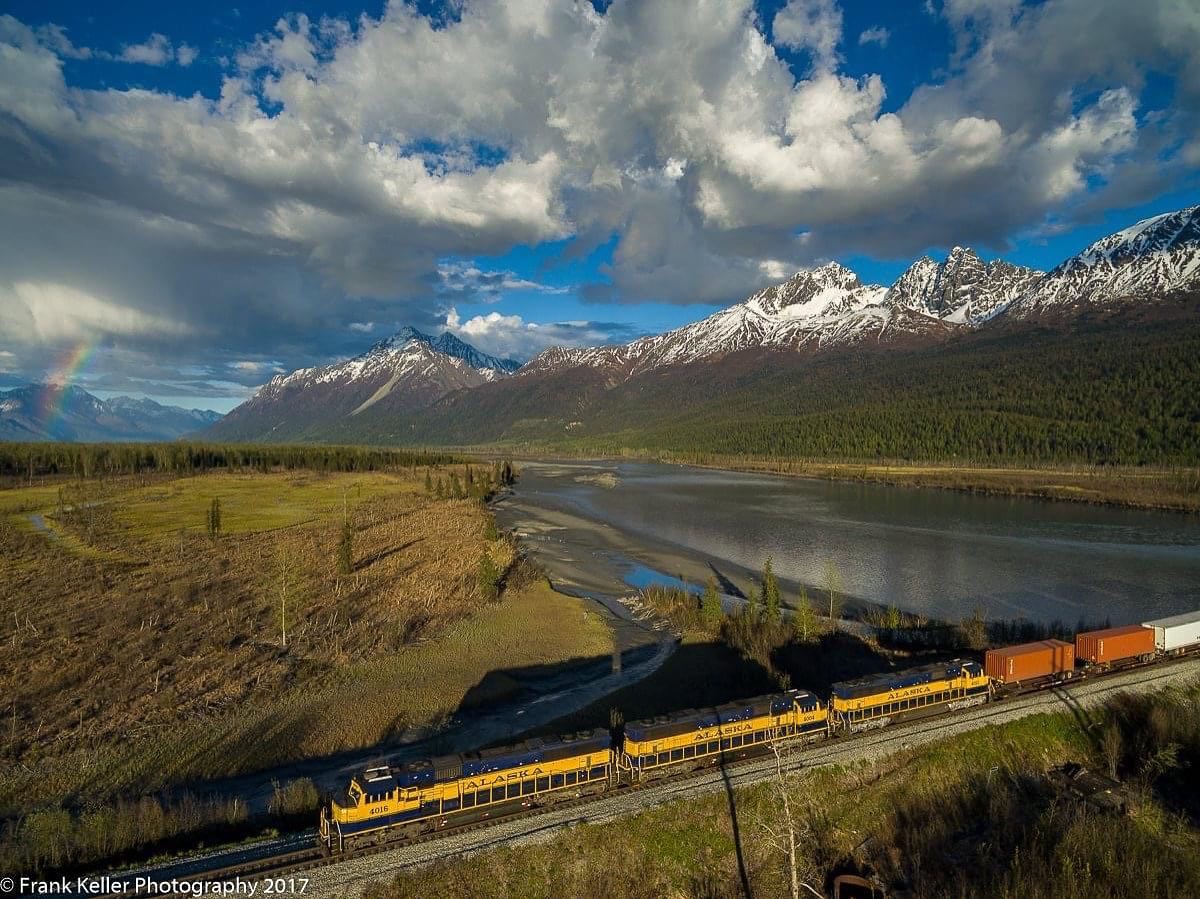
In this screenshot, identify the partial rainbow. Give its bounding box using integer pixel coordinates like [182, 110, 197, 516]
[41, 342, 96, 435]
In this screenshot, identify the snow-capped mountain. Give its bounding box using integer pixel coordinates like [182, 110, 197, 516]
[1009, 205, 1200, 315]
[370, 327, 520, 378]
[525, 207, 1199, 380]
[0, 384, 221, 443]
[884, 248, 1043, 324]
[524, 260, 959, 377]
[202, 204, 1200, 444]
[205, 327, 517, 442]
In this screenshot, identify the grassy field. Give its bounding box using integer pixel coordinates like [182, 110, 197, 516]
[372, 681, 1200, 899]
[0, 466, 611, 818]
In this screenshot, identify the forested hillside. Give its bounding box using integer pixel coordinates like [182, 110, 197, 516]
[403, 299, 1200, 466]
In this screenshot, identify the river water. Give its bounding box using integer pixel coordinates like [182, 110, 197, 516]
[500, 461, 1200, 627]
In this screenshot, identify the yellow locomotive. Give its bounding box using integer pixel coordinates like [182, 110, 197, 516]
[320, 728, 611, 852]
[319, 661, 987, 852]
[829, 659, 990, 732]
[620, 689, 827, 780]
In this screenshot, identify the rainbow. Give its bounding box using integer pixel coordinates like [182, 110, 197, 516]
[41, 342, 96, 436]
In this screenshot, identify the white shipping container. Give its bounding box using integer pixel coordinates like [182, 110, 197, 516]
[1142, 610, 1200, 652]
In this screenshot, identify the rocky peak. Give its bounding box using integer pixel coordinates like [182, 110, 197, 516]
[749, 261, 876, 316]
[362, 327, 519, 374]
[885, 247, 1041, 324]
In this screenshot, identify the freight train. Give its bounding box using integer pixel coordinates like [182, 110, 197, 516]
[318, 609, 1200, 852]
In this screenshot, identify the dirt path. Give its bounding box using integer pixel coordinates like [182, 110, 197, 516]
[290, 657, 1200, 898]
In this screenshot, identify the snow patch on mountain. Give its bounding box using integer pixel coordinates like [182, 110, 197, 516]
[258, 327, 516, 401]
[524, 262, 935, 376]
[884, 248, 1042, 324]
[1010, 205, 1200, 314]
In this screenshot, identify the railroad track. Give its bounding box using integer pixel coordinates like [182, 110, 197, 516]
[93, 650, 1200, 896]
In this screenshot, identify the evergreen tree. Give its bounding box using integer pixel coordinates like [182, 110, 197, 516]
[701, 576, 723, 631]
[424, 469, 433, 493]
[744, 581, 762, 622]
[337, 519, 354, 576]
[206, 497, 222, 540]
[449, 472, 463, 499]
[762, 556, 781, 624]
[435, 478, 445, 499]
[477, 551, 502, 601]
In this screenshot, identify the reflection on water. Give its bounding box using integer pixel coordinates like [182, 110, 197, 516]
[516, 462, 1200, 625]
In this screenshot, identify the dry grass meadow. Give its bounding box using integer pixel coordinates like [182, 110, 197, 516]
[0, 466, 611, 817]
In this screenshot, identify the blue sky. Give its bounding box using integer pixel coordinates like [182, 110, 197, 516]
[0, 1, 1197, 411]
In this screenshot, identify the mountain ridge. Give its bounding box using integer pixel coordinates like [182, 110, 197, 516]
[0, 384, 222, 443]
[205, 204, 1200, 447]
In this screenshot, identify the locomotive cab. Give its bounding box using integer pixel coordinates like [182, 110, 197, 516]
[321, 766, 407, 851]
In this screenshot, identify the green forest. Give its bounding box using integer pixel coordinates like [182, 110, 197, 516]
[0, 442, 458, 481]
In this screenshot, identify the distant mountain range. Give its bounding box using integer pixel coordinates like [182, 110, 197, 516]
[0, 384, 222, 443]
[204, 205, 1200, 461]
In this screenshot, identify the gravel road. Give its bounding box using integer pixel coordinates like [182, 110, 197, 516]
[291, 657, 1200, 898]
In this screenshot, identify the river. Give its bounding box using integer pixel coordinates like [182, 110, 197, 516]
[494, 461, 1200, 627]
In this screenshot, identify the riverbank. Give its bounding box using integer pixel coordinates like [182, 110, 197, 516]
[491, 477, 875, 620]
[488, 449, 1200, 514]
[683, 457, 1200, 514]
[697, 457, 1198, 514]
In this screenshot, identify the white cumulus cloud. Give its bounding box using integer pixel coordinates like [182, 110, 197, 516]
[773, 0, 844, 71]
[119, 33, 173, 66]
[858, 26, 890, 48]
[444, 308, 640, 361]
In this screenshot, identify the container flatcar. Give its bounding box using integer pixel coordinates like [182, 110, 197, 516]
[1074, 624, 1155, 666]
[1142, 610, 1200, 653]
[984, 639, 1074, 685]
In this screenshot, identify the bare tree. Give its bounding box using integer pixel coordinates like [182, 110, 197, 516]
[759, 738, 822, 899]
[1100, 721, 1124, 780]
[274, 544, 300, 649]
[822, 559, 842, 622]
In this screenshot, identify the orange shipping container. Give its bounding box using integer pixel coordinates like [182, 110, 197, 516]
[1074, 625, 1155, 665]
[985, 639, 1074, 684]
